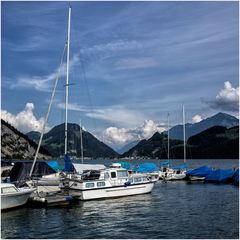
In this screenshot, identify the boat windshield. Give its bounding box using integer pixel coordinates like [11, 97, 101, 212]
[1, 186, 18, 194]
[117, 170, 128, 178]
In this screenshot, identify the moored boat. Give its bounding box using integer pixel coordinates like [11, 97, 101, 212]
[59, 163, 157, 200]
[204, 169, 234, 183]
[1, 183, 35, 211]
[186, 166, 213, 181]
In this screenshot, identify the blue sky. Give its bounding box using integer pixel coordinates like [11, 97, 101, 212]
[1, 1, 239, 149]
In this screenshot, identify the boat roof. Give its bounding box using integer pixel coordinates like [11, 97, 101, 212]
[1, 183, 15, 188]
[73, 163, 106, 174]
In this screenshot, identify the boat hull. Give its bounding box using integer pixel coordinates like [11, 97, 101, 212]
[1, 188, 35, 210]
[67, 182, 155, 200]
[189, 176, 205, 181]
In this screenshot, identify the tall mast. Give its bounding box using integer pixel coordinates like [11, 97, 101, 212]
[64, 6, 71, 155]
[80, 120, 83, 164]
[167, 112, 170, 160]
[183, 104, 186, 163]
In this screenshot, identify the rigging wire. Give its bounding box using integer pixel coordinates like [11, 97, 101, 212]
[71, 11, 98, 132]
[30, 43, 67, 177]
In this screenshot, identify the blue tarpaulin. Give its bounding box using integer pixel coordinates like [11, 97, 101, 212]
[205, 169, 234, 183]
[117, 162, 132, 170]
[64, 154, 75, 172]
[232, 169, 239, 186]
[47, 161, 64, 171]
[133, 163, 158, 173]
[186, 166, 213, 177]
[159, 160, 170, 167]
[159, 160, 170, 166]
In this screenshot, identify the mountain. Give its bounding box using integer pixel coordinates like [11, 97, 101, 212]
[117, 140, 140, 154]
[164, 112, 239, 140]
[26, 131, 41, 141]
[1, 119, 51, 160]
[28, 123, 119, 158]
[187, 125, 239, 159]
[122, 132, 183, 159]
[121, 125, 239, 159]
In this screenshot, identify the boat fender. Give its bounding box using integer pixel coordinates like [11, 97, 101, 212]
[33, 197, 46, 203]
[124, 181, 131, 187]
[65, 196, 74, 202]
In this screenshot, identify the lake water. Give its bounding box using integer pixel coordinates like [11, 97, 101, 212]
[1, 159, 239, 239]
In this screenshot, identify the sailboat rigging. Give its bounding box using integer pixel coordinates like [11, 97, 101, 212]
[162, 106, 187, 181]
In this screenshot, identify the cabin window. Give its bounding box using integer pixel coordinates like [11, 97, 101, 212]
[85, 183, 94, 188]
[142, 177, 148, 182]
[104, 172, 110, 179]
[117, 170, 128, 178]
[134, 177, 142, 183]
[111, 172, 117, 178]
[97, 182, 106, 187]
[1, 186, 18, 194]
[129, 178, 133, 183]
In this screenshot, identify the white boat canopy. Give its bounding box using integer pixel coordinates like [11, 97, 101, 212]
[73, 163, 106, 174]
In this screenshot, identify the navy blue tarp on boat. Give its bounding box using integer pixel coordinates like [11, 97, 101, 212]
[204, 169, 234, 183]
[133, 163, 158, 173]
[232, 169, 239, 186]
[9, 161, 56, 183]
[186, 166, 213, 177]
[64, 154, 75, 172]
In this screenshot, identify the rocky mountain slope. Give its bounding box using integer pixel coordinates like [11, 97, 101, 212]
[1, 120, 51, 160]
[27, 123, 119, 158]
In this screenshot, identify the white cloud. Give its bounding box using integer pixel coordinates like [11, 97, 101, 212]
[98, 120, 166, 149]
[85, 105, 147, 127]
[216, 81, 239, 105]
[207, 81, 239, 112]
[80, 40, 142, 55]
[115, 57, 158, 70]
[57, 102, 86, 112]
[1, 103, 49, 133]
[192, 114, 202, 123]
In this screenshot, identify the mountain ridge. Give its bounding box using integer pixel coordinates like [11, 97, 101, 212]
[164, 112, 238, 140]
[27, 123, 119, 158]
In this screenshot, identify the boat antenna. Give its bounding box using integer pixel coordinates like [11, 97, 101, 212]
[64, 6, 71, 155]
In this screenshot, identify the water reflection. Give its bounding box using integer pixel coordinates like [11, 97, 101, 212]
[1, 159, 239, 239]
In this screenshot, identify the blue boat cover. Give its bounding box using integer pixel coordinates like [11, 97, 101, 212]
[232, 169, 239, 186]
[64, 154, 75, 172]
[171, 164, 187, 169]
[159, 160, 170, 166]
[205, 169, 234, 183]
[133, 163, 158, 172]
[186, 166, 213, 177]
[47, 161, 63, 171]
[117, 162, 132, 170]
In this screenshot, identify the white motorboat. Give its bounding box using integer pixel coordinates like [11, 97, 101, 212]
[1, 183, 35, 210]
[59, 163, 157, 200]
[162, 167, 187, 181]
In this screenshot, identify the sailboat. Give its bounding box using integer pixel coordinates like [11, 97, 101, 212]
[25, 7, 75, 194]
[57, 7, 157, 199]
[162, 106, 187, 181]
